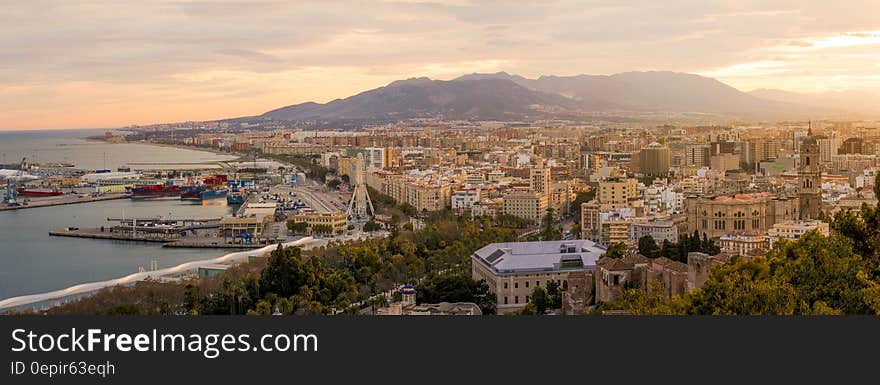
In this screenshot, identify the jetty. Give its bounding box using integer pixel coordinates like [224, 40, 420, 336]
[1, 193, 129, 211]
[50, 217, 222, 243]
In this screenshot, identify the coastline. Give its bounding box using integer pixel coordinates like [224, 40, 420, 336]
[86, 136, 239, 158]
[0, 237, 317, 312]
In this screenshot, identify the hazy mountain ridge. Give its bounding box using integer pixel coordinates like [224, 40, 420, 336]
[260, 71, 879, 122]
[748, 88, 880, 117]
[262, 77, 579, 121]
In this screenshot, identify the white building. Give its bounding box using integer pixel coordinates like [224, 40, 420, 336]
[364, 147, 386, 169]
[629, 220, 678, 244]
[718, 234, 767, 255]
[767, 220, 830, 247]
[471, 240, 605, 314]
[451, 189, 481, 212]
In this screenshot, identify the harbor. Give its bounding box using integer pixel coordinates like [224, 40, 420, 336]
[0, 129, 385, 303]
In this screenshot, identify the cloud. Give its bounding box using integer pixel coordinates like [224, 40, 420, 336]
[214, 49, 282, 63]
[1, 0, 879, 129]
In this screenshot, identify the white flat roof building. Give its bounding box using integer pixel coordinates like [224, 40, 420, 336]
[472, 240, 606, 275]
[471, 240, 607, 314]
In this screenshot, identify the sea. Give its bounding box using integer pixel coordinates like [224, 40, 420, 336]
[0, 129, 238, 300]
[0, 128, 236, 170]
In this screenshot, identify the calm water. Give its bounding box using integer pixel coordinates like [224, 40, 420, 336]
[0, 197, 235, 300]
[0, 129, 236, 170]
[0, 129, 242, 300]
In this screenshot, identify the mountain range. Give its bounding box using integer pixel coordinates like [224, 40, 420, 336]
[259, 71, 880, 122]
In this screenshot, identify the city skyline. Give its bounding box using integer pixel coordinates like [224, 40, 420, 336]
[2, 1, 880, 130]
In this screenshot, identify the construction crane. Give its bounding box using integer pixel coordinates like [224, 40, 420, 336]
[3, 157, 26, 207]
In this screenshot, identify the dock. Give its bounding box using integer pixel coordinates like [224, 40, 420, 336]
[49, 228, 171, 243]
[48, 215, 282, 249]
[163, 240, 265, 249]
[1, 193, 129, 211]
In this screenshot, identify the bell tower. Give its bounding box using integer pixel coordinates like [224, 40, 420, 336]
[798, 124, 821, 220]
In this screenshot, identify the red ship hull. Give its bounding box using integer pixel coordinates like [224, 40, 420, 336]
[16, 188, 64, 197]
[131, 185, 182, 199]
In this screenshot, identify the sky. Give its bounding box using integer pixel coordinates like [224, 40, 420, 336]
[2, 0, 879, 130]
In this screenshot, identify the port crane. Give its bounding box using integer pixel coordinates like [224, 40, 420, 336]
[3, 157, 26, 207]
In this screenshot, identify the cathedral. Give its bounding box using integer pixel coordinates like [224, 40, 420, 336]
[798, 128, 822, 220]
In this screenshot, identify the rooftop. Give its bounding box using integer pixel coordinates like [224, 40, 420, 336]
[472, 240, 606, 274]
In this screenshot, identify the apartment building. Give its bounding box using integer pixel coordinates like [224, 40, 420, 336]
[598, 177, 638, 210]
[503, 190, 549, 224]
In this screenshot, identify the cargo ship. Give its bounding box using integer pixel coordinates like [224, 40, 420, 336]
[201, 188, 229, 200]
[181, 186, 228, 202]
[204, 175, 228, 187]
[130, 185, 181, 199]
[180, 185, 207, 201]
[226, 189, 246, 205]
[16, 188, 64, 197]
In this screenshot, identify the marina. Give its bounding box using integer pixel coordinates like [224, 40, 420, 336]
[0, 129, 374, 303]
[0, 130, 252, 300]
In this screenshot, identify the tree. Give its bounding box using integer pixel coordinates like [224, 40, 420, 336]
[638, 235, 659, 258]
[400, 203, 417, 217]
[287, 221, 309, 234]
[546, 280, 562, 309]
[518, 302, 538, 315]
[602, 242, 628, 259]
[875, 172, 880, 201]
[183, 284, 200, 315]
[614, 230, 880, 315]
[530, 287, 549, 315]
[326, 179, 341, 189]
[570, 190, 596, 221]
[416, 274, 497, 315]
[311, 224, 334, 234]
[363, 220, 381, 232]
[495, 214, 532, 229]
[260, 245, 305, 298]
[538, 208, 562, 241]
[570, 223, 581, 239]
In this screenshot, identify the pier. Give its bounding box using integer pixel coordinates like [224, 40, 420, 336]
[50, 217, 223, 243]
[0, 192, 129, 211]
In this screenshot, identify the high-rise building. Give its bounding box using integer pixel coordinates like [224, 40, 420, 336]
[684, 145, 710, 167]
[364, 147, 387, 169]
[530, 166, 552, 196]
[840, 137, 865, 155]
[580, 201, 600, 241]
[818, 134, 838, 164]
[503, 190, 549, 224]
[598, 177, 638, 209]
[709, 141, 737, 156]
[638, 142, 671, 177]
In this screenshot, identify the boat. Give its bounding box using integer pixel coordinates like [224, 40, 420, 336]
[180, 185, 207, 201]
[131, 185, 181, 199]
[203, 175, 228, 187]
[201, 188, 229, 200]
[181, 186, 228, 202]
[226, 189, 245, 205]
[16, 188, 64, 197]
